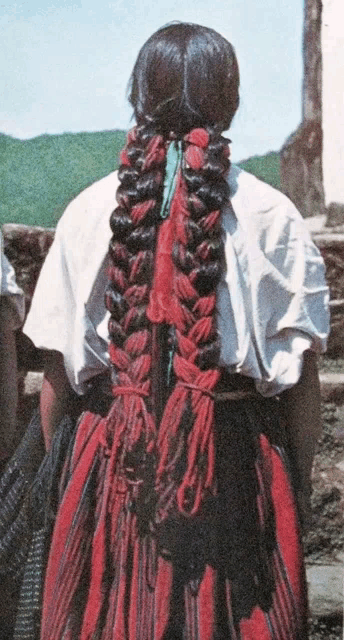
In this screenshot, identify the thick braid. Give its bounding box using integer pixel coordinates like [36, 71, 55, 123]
[105, 124, 229, 523]
[104, 122, 166, 489]
[60, 128, 168, 639]
[155, 127, 230, 518]
[177, 126, 229, 368]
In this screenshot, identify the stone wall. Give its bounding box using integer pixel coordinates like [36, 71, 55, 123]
[3, 223, 54, 313]
[313, 232, 344, 356]
[3, 224, 55, 370]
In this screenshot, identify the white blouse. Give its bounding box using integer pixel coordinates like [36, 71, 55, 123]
[23, 165, 329, 397]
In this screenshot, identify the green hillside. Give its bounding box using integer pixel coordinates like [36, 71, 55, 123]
[238, 151, 280, 191]
[0, 130, 126, 227]
[0, 131, 280, 228]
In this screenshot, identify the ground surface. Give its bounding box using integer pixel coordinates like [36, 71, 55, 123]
[306, 361, 344, 639]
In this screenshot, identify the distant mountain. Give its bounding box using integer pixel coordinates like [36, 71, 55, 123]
[238, 151, 280, 191]
[0, 130, 126, 227]
[0, 131, 280, 228]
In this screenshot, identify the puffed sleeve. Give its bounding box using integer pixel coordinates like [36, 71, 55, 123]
[23, 211, 80, 384]
[217, 171, 330, 397]
[247, 202, 329, 396]
[23, 174, 115, 394]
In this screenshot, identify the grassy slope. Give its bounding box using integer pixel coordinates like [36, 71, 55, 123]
[0, 131, 126, 227]
[238, 151, 280, 191]
[1, 131, 280, 228]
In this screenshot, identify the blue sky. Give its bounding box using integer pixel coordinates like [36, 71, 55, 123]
[1, 0, 304, 161]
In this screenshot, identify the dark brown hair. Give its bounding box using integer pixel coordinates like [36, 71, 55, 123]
[129, 22, 239, 137]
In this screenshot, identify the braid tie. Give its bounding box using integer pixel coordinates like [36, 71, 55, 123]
[176, 381, 215, 398]
[112, 385, 150, 398]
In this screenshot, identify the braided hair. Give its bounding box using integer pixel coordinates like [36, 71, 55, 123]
[105, 23, 240, 528]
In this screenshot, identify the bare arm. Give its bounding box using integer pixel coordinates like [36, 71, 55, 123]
[280, 349, 322, 529]
[40, 350, 78, 451]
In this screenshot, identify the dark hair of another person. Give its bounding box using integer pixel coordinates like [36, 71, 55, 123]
[105, 23, 241, 523]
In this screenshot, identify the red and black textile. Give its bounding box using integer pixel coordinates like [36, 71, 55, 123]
[39, 127, 308, 639]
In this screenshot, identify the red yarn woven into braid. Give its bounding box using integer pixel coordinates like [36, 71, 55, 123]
[146, 170, 190, 329]
[104, 126, 167, 489]
[152, 127, 228, 518]
[105, 124, 229, 524]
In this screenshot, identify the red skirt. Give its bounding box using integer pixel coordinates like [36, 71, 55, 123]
[40, 397, 308, 640]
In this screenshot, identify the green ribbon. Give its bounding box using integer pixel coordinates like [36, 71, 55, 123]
[160, 140, 183, 219]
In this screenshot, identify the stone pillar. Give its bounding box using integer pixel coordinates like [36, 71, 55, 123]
[322, 0, 344, 225]
[280, 0, 326, 218]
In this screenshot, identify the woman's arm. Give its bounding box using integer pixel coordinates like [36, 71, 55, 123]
[40, 350, 78, 451]
[280, 349, 322, 529]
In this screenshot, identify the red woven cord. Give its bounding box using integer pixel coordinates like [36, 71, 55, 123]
[150, 141, 222, 517]
[79, 435, 121, 638]
[156, 355, 219, 516]
[41, 413, 105, 639]
[108, 128, 167, 487]
[78, 364, 156, 638]
[104, 132, 171, 481]
[112, 385, 149, 397]
[143, 134, 166, 170]
[145, 208, 175, 323]
[147, 170, 189, 330]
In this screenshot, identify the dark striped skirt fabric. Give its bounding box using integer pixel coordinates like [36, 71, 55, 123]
[37, 393, 308, 640]
[0, 411, 76, 640]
